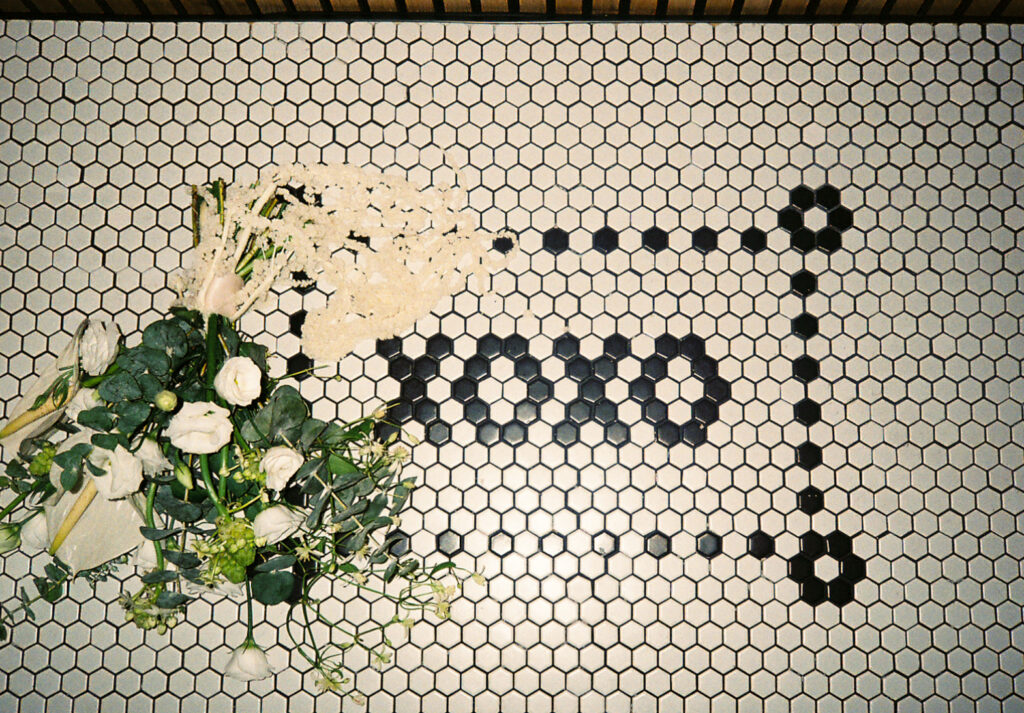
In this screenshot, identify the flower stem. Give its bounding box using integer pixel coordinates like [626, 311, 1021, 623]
[81, 362, 120, 388]
[144, 482, 165, 572]
[205, 314, 221, 402]
[245, 578, 255, 641]
[200, 454, 229, 518]
[0, 490, 31, 521]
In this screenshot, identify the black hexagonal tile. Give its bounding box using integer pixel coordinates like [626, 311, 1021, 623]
[815, 227, 842, 254]
[642, 227, 669, 253]
[514, 400, 538, 423]
[476, 419, 500, 445]
[797, 486, 825, 515]
[593, 226, 619, 254]
[789, 184, 815, 210]
[790, 227, 816, 253]
[655, 420, 681, 447]
[388, 355, 414, 380]
[425, 334, 453, 359]
[286, 352, 313, 381]
[799, 531, 826, 560]
[680, 419, 707, 446]
[553, 420, 579, 446]
[502, 334, 528, 359]
[645, 531, 671, 558]
[691, 226, 718, 254]
[740, 227, 767, 254]
[777, 206, 803, 232]
[795, 442, 823, 470]
[691, 397, 719, 425]
[794, 398, 821, 426]
[788, 554, 815, 582]
[800, 577, 827, 605]
[654, 334, 679, 359]
[288, 309, 306, 337]
[814, 184, 841, 210]
[678, 334, 705, 360]
[747, 530, 775, 559]
[839, 554, 867, 583]
[826, 577, 855, 606]
[464, 398, 489, 425]
[790, 269, 817, 297]
[828, 205, 853, 232]
[554, 334, 581, 360]
[629, 377, 656, 403]
[696, 531, 722, 558]
[477, 333, 502, 359]
[375, 337, 402, 360]
[543, 227, 570, 254]
[641, 356, 667, 381]
[501, 420, 527, 446]
[452, 377, 477, 403]
[825, 531, 853, 559]
[792, 313, 819, 339]
[437, 529, 463, 556]
[703, 376, 732, 404]
[602, 334, 630, 360]
[792, 356, 820, 383]
[413, 355, 438, 381]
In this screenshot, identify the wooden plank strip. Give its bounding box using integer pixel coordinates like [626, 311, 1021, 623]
[777, 0, 807, 12]
[517, 0, 545, 10]
[443, 0, 470, 9]
[591, 0, 617, 11]
[631, 0, 657, 12]
[962, 0, 998, 13]
[665, 0, 694, 11]
[404, 0, 433, 11]
[103, 0, 143, 13]
[66, 0, 104, 12]
[852, 0, 884, 12]
[326, 0, 359, 10]
[179, 0, 216, 12]
[141, 0, 175, 13]
[890, 0, 922, 13]
[815, 0, 844, 12]
[254, 0, 287, 11]
[740, 0, 770, 11]
[1001, 0, 1023, 14]
[555, 0, 582, 10]
[704, 0, 731, 11]
[0, 0, 30, 10]
[291, 0, 322, 9]
[479, 0, 507, 10]
[924, 0, 957, 12]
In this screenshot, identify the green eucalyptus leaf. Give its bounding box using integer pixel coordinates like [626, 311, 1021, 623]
[142, 321, 188, 360]
[240, 385, 308, 446]
[77, 407, 116, 431]
[137, 374, 164, 402]
[114, 401, 151, 433]
[154, 487, 204, 524]
[251, 571, 295, 605]
[162, 550, 201, 569]
[154, 591, 190, 608]
[140, 527, 179, 541]
[141, 570, 178, 584]
[239, 342, 268, 375]
[97, 371, 142, 403]
[255, 555, 297, 573]
[90, 433, 122, 451]
[34, 576, 63, 603]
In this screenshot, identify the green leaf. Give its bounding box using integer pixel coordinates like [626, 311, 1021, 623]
[154, 591, 191, 608]
[251, 571, 295, 606]
[255, 555, 297, 573]
[328, 454, 358, 476]
[97, 371, 142, 402]
[114, 401, 151, 434]
[90, 433, 122, 451]
[239, 342, 268, 375]
[383, 560, 399, 583]
[240, 385, 308, 446]
[137, 374, 164, 402]
[142, 321, 188, 360]
[33, 576, 63, 603]
[140, 527, 179, 541]
[430, 562, 457, 576]
[77, 407, 116, 431]
[162, 550, 201, 569]
[117, 347, 170, 377]
[141, 570, 178, 584]
[154, 487, 204, 523]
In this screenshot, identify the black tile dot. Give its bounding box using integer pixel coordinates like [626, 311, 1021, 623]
[543, 227, 570, 254]
[388, 401, 413, 424]
[790, 270, 817, 297]
[476, 419, 500, 445]
[286, 353, 312, 381]
[796, 442, 823, 470]
[692, 397, 719, 425]
[704, 376, 732, 404]
[792, 313, 819, 339]
[789, 184, 815, 210]
[643, 399, 668, 424]
[826, 577, 855, 606]
[592, 356, 616, 381]
[747, 530, 775, 559]
[375, 337, 402, 360]
[489, 530, 513, 556]
[604, 421, 629, 446]
[777, 207, 803, 233]
[426, 421, 450, 445]
[492, 235, 515, 254]
[465, 355, 490, 380]
[629, 377, 656, 403]
[655, 420, 681, 447]
[641, 356, 667, 381]
[642, 227, 669, 253]
[790, 227, 816, 253]
[797, 486, 825, 514]
[553, 420, 579, 446]
[452, 377, 477, 403]
[501, 421, 527, 446]
[291, 270, 316, 295]
[567, 399, 593, 425]
[400, 378, 427, 403]
[815, 184, 841, 210]
[788, 554, 815, 582]
[477, 334, 502, 359]
[679, 334, 706, 360]
[828, 205, 854, 232]
[680, 419, 707, 446]
[839, 554, 867, 583]
[425, 334, 453, 359]
[580, 377, 604, 403]
[645, 531, 671, 558]
[696, 531, 722, 558]
[825, 531, 853, 559]
[413, 355, 438, 381]
[464, 398, 489, 425]
[413, 399, 438, 423]
[792, 356, 820, 383]
[794, 398, 821, 426]
[514, 400, 538, 423]
[514, 357, 541, 382]
[388, 355, 414, 381]
[740, 227, 767, 254]
[288, 309, 306, 337]
[800, 577, 827, 605]
[437, 530, 462, 556]
[593, 399, 617, 425]
[800, 531, 826, 560]
[691, 226, 718, 254]
[603, 334, 630, 360]
[566, 356, 592, 382]
[815, 227, 842, 254]
[554, 334, 581, 360]
[593, 226, 619, 254]
[502, 334, 529, 359]
[387, 530, 410, 557]
[692, 355, 718, 381]
[527, 378, 553, 403]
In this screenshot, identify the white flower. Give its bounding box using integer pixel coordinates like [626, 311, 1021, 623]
[166, 402, 232, 454]
[79, 320, 120, 375]
[131, 539, 159, 569]
[65, 388, 102, 424]
[252, 505, 304, 545]
[224, 640, 273, 682]
[196, 272, 244, 318]
[183, 573, 244, 600]
[20, 512, 49, 553]
[214, 356, 262, 407]
[135, 437, 170, 475]
[260, 446, 303, 491]
[0, 523, 20, 554]
[90, 444, 144, 500]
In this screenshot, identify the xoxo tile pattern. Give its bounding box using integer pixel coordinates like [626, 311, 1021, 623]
[1, 19, 1023, 713]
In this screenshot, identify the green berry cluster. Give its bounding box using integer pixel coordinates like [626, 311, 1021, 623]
[193, 517, 256, 584]
[231, 451, 264, 484]
[120, 587, 180, 635]
[28, 442, 56, 477]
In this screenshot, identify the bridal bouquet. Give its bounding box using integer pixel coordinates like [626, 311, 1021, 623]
[0, 164, 512, 695]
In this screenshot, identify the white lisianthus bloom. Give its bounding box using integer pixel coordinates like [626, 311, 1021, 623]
[65, 387, 102, 424]
[252, 505, 304, 545]
[135, 437, 171, 475]
[224, 640, 273, 682]
[196, 272, 244, 318]
[20, 512, 50, 552]
[79, 320, 120, 375]
[183, 572, 244, 601]
[90, 444, 144, 500]
[213, 356, 262, 407]
[260, 446, 303, 491]
[166, 402, 232, 454]
[131, 539, 159, 569]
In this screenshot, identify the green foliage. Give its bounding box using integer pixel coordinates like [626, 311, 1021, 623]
[251, 570, 295, 605]
[240, 385, 308, 446]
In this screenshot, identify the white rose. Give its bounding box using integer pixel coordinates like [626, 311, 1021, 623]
[20, 512, 50, 553]
[223, 641, 273, 682]
[197, 272, 244, 318]
[131, 539, 159, 569]
[90, 444, 144, 500]
[135, 437, 171, 475]
[260, 446, 303, 491]
[65, 388, 102, 424]
[166, 402, 232, 454]
[79, 320, 120, 375]
[252, 505, 304, 545]
[214, 356, 262, 407]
